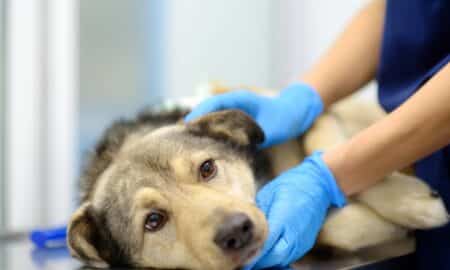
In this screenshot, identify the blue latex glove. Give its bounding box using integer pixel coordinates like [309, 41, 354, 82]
[245, 152, 346, 269]
[184, 83, 323, 149]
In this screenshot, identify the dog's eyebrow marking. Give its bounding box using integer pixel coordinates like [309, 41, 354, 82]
[131, 188, 171, 243]
[133, 190, 164, 210]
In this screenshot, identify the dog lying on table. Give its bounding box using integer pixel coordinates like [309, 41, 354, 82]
[67, 84, 448, 270]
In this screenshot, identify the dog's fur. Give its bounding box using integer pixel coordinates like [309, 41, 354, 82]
[68, 87, 448, 270]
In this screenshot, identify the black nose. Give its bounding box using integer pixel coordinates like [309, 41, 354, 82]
[214, 213, 254, 252]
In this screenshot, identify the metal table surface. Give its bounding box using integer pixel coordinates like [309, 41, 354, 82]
[0, 232, 415, 270]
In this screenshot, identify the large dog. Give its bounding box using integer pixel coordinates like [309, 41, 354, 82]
[67, 88, 448, 270]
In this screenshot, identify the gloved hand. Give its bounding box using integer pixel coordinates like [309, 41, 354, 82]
[184, 83, 324, 149]
[245, 152, 346, 270]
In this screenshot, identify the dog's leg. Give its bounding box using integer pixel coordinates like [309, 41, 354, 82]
[356, 172, 449, 229]
[317, 202, 407, 251]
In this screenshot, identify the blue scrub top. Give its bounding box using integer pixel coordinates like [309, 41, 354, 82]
[376, 0, 450, 269]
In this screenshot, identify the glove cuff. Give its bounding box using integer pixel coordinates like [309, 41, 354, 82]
[307, 151, 347, 207]
[279, 83, 324, 131]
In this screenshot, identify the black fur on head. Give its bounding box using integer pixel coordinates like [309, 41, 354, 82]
[186, 109, 265, 149]
[79, 108, 189, 203]
[68, 204, 131, 266]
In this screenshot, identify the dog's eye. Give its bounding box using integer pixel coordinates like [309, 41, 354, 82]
[199, 159, 217, 181]
[144, 210, 167, 232]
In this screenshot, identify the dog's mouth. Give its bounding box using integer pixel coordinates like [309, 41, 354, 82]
[230, 237, 265, 268]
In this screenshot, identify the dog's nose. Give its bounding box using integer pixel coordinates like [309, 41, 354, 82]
[214, 213, 254, 252]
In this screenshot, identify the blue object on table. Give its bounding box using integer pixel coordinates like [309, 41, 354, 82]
[30, 226, 67, 248]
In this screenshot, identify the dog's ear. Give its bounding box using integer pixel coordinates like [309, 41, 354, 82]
[67, 202, 109, 268]
[187, 109, 264, 147]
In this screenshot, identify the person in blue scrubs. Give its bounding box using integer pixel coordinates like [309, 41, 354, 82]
[186, 0, 450, 269]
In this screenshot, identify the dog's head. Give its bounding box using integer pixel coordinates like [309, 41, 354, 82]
[67, 110, 268, 270]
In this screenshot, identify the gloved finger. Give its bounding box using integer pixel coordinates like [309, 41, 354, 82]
[244, 201, 284, 269]
[250, 209, 290, 269]
[255, 186, 276, 214]
[243, 230, 282, 270]
[254, 188, 303, 269]
[184, 90, 256, 122]
[184, 96, 224, 122]
[245, 221, 283, 267]
[252, 236, 291, 269]
[256, 180, 292, 214]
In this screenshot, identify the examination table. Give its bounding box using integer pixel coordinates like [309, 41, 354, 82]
[0, 230, 415, 270]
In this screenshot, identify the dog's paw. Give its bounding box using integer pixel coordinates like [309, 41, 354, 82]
[318, 202, 407, 251]
[357, 172, 449, 229]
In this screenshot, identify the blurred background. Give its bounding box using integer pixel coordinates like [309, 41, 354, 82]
[0, 0, 375, 233]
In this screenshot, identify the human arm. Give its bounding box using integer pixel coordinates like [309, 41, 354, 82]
[324, 62, 450, 195]
[302, 0, 385, 108]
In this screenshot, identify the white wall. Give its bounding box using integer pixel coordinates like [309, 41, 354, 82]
[275, 0, 376, 100]
[165, 0, 276, 98]
[79, 0, 163, 164]
[164, 1, 376, 99]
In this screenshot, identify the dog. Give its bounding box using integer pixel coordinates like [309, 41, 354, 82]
[67, 87, 448, 270]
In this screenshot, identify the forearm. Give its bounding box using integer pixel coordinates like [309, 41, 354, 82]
[324, 63, 450, 195]
[301, 0, 385, 108]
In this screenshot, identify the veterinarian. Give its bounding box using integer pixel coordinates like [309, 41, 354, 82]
[186, 0, 450, 269]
